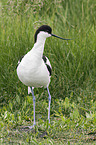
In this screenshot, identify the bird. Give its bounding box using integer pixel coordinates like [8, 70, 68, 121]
[17, 25, 71, 129]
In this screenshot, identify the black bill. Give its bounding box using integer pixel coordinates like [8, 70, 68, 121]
[51, 34, 72, 40]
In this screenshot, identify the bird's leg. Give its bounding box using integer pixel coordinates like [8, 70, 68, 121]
[21, 87, 36, 129]
[47, 87, 51, 124]
[30, 87, 36, 127]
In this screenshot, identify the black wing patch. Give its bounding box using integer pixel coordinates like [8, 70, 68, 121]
[42, 55, 47, 63]
[16, 55, 24, 68]
[46, 64, 52, 76]
[42, 55, 52, 76]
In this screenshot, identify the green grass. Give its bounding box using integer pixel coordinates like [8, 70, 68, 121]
[0, 0, 96, 144]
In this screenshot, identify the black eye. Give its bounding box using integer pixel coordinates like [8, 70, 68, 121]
[46, 30, 49, 33]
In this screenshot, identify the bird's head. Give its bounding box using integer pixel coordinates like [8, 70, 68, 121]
[34, 25, 72, 43]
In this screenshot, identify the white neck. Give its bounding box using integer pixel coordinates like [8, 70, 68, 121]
[31, 39, 46, 60]
[30, 32, 51, 59]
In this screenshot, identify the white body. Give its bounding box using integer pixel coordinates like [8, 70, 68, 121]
[17, 32, 51, 88]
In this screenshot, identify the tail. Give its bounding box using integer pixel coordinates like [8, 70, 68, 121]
[28, 87, 34, 94]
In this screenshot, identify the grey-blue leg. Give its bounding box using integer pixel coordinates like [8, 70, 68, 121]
[47, 87, 51, 124]
[23, 87, 36, 129]
[30, 87, 36, 127]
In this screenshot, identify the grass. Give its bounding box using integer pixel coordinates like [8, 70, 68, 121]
[0, 0, 96, 144]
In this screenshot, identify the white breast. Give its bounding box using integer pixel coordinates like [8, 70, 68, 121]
[17, 50, 50, 88]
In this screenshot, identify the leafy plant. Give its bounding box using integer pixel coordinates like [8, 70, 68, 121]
[0, 0, 96, 144]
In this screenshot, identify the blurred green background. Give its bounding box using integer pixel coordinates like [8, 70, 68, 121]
[0, 0, 96, 144]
